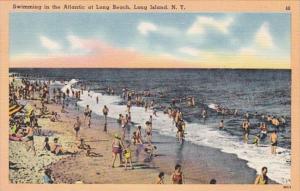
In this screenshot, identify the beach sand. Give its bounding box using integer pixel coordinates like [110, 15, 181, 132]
[9, 98, 273, 184]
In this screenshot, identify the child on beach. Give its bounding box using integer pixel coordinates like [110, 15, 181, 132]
[171, 164, 184, 184]
[156, 172, 165, 184]
[123, 145, 133, 170]
[42, 137, 51, 151]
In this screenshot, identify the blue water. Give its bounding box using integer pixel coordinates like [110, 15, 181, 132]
[10, 68, 291, 149]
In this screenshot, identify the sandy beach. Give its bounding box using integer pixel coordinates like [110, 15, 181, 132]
[9, 99, 262, 184]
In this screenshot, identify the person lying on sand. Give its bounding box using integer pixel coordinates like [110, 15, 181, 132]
[49, 137, 77, 156]
[50, 112, 61, 122]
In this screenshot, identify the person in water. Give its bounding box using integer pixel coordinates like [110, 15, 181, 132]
[219, 120, 224, 130]
[171, 164, 184, 184]
[102, 105, 109, 124]
[145, 121, 152, 144]
[135, 126, 143, 144]
[242, 119, 250, 143]
[83, 105, 91, 122]
[259, 123, 268, 140]
[111, 134, 124, 168]
[253, 134, 260, 146]
[254, 167, 269, 184]
[156, 172, 165, 184]
[270, 131, 278, 154]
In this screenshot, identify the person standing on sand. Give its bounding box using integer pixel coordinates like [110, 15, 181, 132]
[123, 144, 133, 170]
[87, 110, 92, 128]
[135, 126, 143, 144]
[23, 125, 36, 156]
[171, 164, 184, 184]
[270, 131, 278, 154]
[254, 167, 269, 184]
[102, 105, 109, 124]
[111, 134, 124, 168]
[73, 116, 81, 138]
[84, 105, 91, 122]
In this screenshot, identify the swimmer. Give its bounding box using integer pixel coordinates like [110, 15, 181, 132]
[242, 119, 250, 143]
[253, 134, 260, 146]
[102, 105, 109, 124]
[270, 131, 278, 154]
[219, 120, 224, 130]
[135, 126, 143, 144]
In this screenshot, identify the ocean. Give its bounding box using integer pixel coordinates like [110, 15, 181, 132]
[10, 68, 291, 184]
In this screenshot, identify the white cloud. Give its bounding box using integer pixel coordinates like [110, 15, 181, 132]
[67, 35, 84, 50]
[137, 22, 158, 35]
[255, 22, 274, 49]
[39, 35, 61, 50]
[179, 47, 200, 57]
[239, 22, 275, 56]
[187, 16, 234, 35]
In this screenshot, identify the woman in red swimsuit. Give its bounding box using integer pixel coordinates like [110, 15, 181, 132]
[171, 164, 184, 184]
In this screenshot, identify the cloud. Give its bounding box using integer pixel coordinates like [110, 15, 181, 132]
[39, 35, 62, 50]
[137, 22, 157, 35]
[239, 22, 275, 56]
[255, 22, 274, 49]
[187, 16, 234, 35]
[137, 21, 180, 36]
[179, 47, 200, 57]
[67, 35, 84, 50]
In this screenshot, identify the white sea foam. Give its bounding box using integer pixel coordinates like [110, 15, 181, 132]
[63, 83, 291, 184]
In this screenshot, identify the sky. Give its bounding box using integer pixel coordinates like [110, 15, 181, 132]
[10, 13, 290, 68]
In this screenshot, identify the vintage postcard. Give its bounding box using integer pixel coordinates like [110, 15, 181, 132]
[0, 0, 300, 191]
